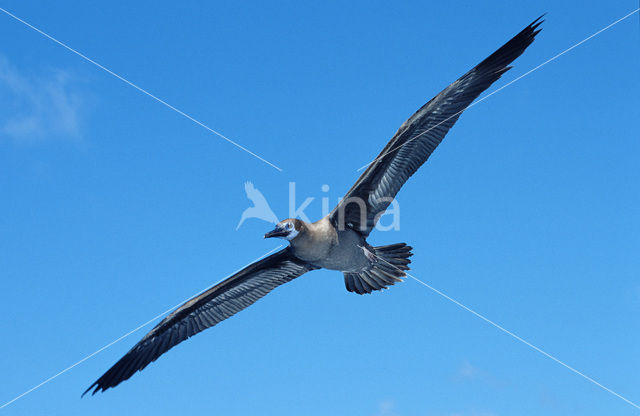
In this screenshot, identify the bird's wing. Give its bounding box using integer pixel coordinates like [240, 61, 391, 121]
[329, 17, 543, 237]
[84, 248, 315, 395]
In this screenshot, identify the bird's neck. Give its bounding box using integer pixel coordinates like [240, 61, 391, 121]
[290, 218, 336, 262]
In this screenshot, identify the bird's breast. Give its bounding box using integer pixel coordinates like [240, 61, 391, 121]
[300, 228, 369, 272]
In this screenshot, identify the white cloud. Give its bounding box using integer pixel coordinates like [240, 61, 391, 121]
[457, 360, 480, 380]
[0, 56, 84, 142]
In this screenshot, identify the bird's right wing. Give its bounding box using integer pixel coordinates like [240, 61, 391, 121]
[84, 248, 316, 395]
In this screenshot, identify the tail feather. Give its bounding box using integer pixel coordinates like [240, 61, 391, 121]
[367, 269, 390, 287]
[359, 270, 381, 291]
[344, 243, 413, 295]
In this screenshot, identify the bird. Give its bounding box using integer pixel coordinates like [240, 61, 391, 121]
[84, 16, 543, 395]
[236, 181, 279, 230]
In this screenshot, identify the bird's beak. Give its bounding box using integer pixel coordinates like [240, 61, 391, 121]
[264, 226, 288, 239]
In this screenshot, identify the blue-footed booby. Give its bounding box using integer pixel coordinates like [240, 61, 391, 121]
[85, 16, 543, 395]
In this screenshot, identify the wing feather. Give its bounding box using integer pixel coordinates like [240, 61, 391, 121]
[84, 248, 315, 395]
[330, 17, 543, 236]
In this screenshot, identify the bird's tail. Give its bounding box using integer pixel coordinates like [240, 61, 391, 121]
[344, 243, 413, 295]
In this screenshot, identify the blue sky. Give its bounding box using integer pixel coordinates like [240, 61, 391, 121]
[1, 1, 639, 415]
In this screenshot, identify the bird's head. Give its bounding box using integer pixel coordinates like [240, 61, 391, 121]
[264, 219, 304, 241]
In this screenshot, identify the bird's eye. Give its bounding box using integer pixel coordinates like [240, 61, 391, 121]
[286, 222, 293, 230]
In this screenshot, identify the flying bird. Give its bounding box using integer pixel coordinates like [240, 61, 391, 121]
[85, 17, 543, 395]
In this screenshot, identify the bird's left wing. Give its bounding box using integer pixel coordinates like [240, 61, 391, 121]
[84, 248, 315, 395]
[329, 17, 543, 237]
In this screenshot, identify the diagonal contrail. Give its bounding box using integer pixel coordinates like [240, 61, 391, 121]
[0, 245, 284, 409]
[0, 6, 283, 172]
[364, 246, 640, 411]
[356, 8, 640, 172]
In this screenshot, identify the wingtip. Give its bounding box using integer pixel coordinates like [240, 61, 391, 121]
[535, 12, 547, 21]
[529, 14, 546, 32]
[82, 379, 106, 397]
[81, 384, 95, 398]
